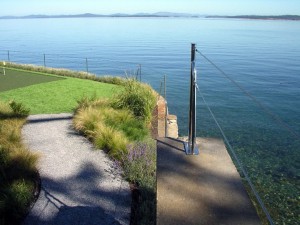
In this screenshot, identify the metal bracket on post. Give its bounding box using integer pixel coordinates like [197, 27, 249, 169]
[185, 43, 199, 155]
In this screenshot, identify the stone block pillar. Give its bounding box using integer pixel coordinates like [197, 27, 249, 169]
[152, 96, 178, 139]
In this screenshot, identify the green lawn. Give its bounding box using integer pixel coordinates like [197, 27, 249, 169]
[0, 68, 64, 92]
[0, 68, 119, 114]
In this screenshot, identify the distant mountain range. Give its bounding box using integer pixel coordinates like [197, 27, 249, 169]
[0, 13, 299, 20]
[206, 15, 300, 20]
[0, 12, 202, 19]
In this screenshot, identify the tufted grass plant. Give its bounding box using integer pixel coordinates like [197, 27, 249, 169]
[112, 78, 157, 123]
[73, 97, 151, 159]
[0, 101, 39, 225]
[73, 106, 105, 139]
[0, 101, 29, 119]
[94, 124, 128, 160]
[73, 81, 158, 224]
[3, 179, 34, 218]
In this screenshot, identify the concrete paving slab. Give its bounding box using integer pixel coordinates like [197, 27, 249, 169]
[22, 113, 131, 225]
[157, 137, 261, 225]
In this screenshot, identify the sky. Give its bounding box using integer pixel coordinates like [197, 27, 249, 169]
[1, 0, 300, 16]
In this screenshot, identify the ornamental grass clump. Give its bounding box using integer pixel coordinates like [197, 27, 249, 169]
[0, 101, 30, 119]
[0, 101, 39, 225]
[73, 106, 105, 139]
[112, 78, 157, 123]
[94, 125, 128, 160]
[73, 79, 158, 225]
[73, 95, 151, 159]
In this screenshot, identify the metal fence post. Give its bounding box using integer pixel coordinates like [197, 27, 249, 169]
[86, 58, 89, 73]
[185, 43, 199, 155]
[139, 64, 142, 82]
[7, 50, 10, 62]
[43, 54, 46, 67]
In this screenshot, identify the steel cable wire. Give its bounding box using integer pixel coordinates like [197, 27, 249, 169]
[198, 87, 275, 225]
[196, 49, 300, 141]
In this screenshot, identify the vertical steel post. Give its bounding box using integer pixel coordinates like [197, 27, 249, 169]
[185, 43, 199, 155]
[86, 58, 89, 73]
[139, 64, 142, 82]
[7, 50, 10, 62]
[3, 61, 6, 75]
[43, 54, 46, 67]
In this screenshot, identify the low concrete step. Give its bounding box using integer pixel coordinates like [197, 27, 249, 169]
[156, 137, 261, 225]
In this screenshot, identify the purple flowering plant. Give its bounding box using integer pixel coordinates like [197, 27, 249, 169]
[120, 140, 156, 189]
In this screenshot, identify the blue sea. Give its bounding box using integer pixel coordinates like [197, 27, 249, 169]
[0, 17, 299, 224]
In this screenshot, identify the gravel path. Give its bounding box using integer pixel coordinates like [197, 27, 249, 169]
[22, 113, 131, 225]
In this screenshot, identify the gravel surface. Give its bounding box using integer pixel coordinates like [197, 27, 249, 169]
[22, 113, 131, 225]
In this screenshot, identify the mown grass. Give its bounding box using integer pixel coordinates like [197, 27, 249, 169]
[73, 79, 158, 225]
[0, 101, 39, 225]
[1, 62, 126, 85]
[1, 63, 158, 224]
[0, 62, 128, 114]
[0, 68, 64, 92]
[0, 76, 119, 114]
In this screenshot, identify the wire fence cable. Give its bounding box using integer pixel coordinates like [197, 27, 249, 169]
[196, 49, 300, 141]
[198, 87, 275, 225]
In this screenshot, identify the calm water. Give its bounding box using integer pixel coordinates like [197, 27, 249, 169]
[0, 18, 299, 224]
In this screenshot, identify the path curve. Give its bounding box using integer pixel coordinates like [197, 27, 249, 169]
[22, 113, 131, 225]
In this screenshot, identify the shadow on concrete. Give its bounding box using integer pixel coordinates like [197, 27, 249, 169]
[156, 137, 185, 153]
[156, 137, 261, 225]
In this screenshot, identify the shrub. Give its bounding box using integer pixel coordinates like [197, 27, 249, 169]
[7, 148, 39, 179]
[0, 101, 30, 119]
[73, 81, 158, 225]
[74, 95, 110, 112]
[73, 99, 151, 159]
[0, 101, 38, 225]
[112, 79, 157, 123]
[94, 124, 128, 160]
[9, 101, 30, 117]
[75, 95, 98, 112]
[0, 119, 25, 151]
[0, 102, 11, 117]
[103, 108, 149, 141]
[120, 140, 157, 225]
[8, 179, 34, 214]
[1, 179, 34, 224]
[121, 140, 156, 188]
[73, 107, 104, 139]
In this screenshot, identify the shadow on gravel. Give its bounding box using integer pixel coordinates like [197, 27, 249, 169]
[26, 115, 73, 124]
[23, 162, 129, 225]
[24, 205, 121, 225]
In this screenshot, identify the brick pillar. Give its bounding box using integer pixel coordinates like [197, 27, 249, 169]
[151, 96, 178, 139]
[151, 96, 166, 139]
